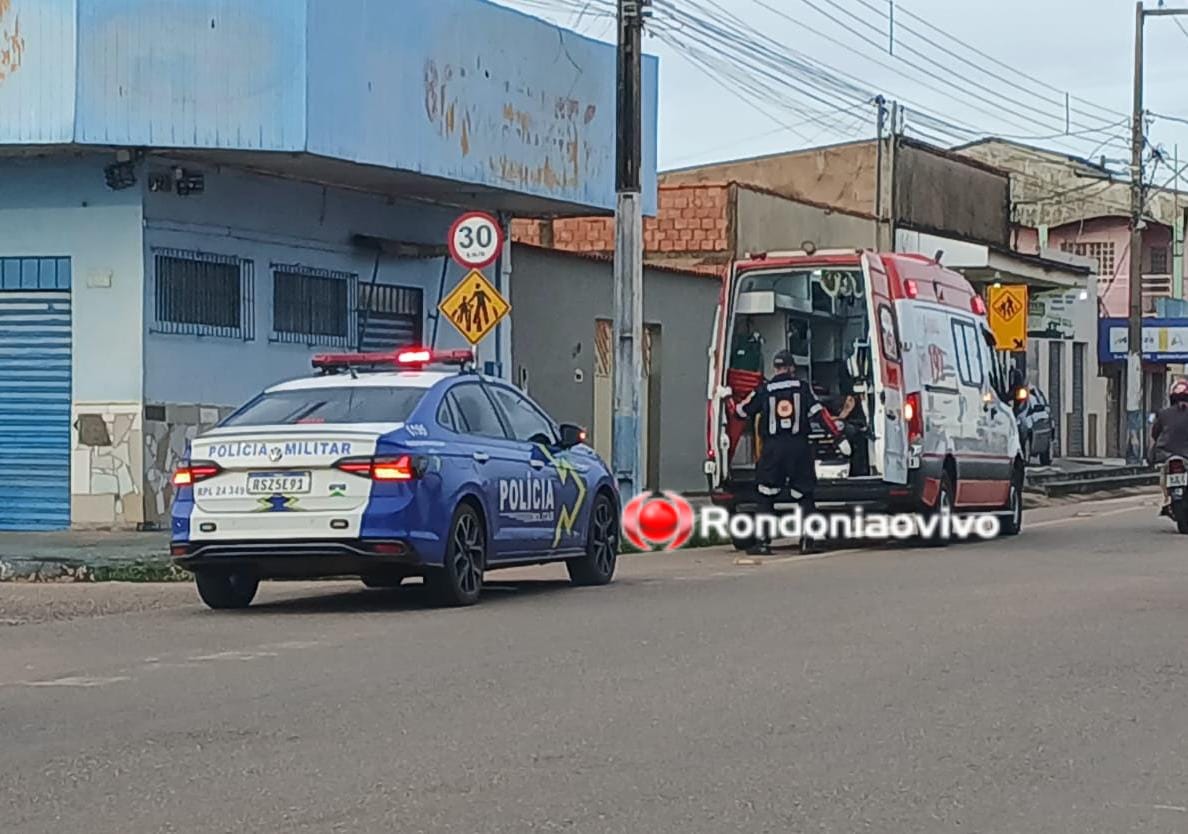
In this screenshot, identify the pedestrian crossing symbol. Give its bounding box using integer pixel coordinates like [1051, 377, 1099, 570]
[439, 269, 510, 345]
[987, 284, 1028, 351]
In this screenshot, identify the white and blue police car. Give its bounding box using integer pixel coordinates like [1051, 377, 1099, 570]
[170, 348, 620, 609]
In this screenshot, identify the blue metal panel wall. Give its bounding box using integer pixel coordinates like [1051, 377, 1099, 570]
[0, 258, 72, 531]
[0, 0, 77, 144]
[305, 0, 659, 213]
[74, 0, 306, 149]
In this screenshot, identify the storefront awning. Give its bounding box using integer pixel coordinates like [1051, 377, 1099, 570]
[897, 230, 1090, 291]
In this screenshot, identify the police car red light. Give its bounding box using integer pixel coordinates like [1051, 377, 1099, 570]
[311, 347, 475, 371]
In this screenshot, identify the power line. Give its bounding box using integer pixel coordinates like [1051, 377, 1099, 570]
[792, 0, 1126, 142]
[859, 0, 1127, 123]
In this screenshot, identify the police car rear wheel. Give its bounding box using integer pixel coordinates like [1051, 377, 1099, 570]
[568, 493, 618, 586]
[426, 504, 485, 606]
[194, 569, 259, 610]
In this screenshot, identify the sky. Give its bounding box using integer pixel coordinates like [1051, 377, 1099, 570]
[496, 0, 1188, 186]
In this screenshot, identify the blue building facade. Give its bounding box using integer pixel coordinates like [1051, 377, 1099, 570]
[0, 0, 658, 530]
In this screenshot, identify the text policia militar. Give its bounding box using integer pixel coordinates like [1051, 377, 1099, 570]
[698, 506, 1001, 543]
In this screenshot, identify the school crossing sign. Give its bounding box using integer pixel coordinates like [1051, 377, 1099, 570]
[439, 269, 510, 345]
[987, 284, 1029, 351]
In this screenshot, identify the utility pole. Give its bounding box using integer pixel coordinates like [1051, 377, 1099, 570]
[1128, 1, 1188, 462]
[1127, 1, 1145, 464]
[613, 0, 648, 498]
[874, 96, 886, 250]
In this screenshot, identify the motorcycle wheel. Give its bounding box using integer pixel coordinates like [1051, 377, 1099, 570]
[1174, 501, 1188, 534]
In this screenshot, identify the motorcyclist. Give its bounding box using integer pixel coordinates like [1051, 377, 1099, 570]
[736, 350, 849, 555]
[1151, 379, 1188, 515]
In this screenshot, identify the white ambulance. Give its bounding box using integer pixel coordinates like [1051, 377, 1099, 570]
[705, 249, 1024, 541]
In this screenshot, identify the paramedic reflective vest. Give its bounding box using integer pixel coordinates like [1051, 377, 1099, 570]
[737, 373, 841, 439]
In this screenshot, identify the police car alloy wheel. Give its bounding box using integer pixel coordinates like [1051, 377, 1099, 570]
[567, 493, 618, 586]
[194, 569, 259, 610]
[426, 504, 486, 606]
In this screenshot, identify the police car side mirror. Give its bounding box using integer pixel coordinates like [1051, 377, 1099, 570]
[559, 423, 586, 449]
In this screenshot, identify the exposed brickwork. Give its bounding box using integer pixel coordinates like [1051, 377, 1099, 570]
[511, 184, 732, 276]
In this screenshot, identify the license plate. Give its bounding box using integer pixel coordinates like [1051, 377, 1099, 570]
[1169, 473, 1187, 487]
[247, 471, 312, 495]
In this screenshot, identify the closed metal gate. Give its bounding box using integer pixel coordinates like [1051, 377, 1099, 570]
[1048, 342, 1064, 458]
[0, 257, 72, 530]
[1069, 342, 1086, 457]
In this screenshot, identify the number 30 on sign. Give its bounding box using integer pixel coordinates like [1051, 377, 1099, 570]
[448, 211, 505, 270]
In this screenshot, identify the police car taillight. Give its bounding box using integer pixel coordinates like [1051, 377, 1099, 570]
[173, 461, 221, 486]
[334, 455, 419, 481]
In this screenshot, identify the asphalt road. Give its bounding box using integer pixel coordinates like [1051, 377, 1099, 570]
[3, 493, 1188, 833]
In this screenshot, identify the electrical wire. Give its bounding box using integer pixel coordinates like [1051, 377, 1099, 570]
[857, 0, 1127, 123]
[789, 0, 1127, 144]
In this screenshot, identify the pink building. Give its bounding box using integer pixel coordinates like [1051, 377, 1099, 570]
[1015, 218, 1175, 317]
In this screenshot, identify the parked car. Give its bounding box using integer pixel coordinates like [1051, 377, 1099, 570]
[1015, 385, 1054, 466]
[170, 348, 619, 609]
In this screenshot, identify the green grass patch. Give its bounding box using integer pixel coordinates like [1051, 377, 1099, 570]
[89, 561, 191, 583]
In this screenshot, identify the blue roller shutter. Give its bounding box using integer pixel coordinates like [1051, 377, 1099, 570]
[0, 257, 72, 530]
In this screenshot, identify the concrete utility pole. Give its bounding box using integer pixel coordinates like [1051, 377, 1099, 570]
[1128, 1, 1188, 462]
[613, 0, 648, 498]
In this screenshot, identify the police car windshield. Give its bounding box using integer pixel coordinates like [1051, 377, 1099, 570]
[221, 387, 426, 427]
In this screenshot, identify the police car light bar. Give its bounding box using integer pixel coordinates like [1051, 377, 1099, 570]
[311, 347, 476, 372]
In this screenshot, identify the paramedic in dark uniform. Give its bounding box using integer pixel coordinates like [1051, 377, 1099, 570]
[736, 350, 849, 555]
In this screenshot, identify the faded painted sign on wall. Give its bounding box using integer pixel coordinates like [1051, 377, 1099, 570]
[0, 0, 25, 83]
[306, 0, 658, 213]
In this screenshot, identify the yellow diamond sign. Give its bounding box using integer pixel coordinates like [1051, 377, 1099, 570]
[987, 284, 1028, 351]
[439, 269, 510, 345]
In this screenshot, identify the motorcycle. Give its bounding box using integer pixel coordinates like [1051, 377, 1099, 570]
[1164, 456, 1188, 533]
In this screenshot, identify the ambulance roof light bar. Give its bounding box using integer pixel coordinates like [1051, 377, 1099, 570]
[311, 347, 476, 374]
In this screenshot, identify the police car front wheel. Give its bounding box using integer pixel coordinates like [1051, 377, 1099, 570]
[567, 492, 618, 586]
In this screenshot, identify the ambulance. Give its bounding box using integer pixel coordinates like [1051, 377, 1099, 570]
[705, 249, 1025, 543]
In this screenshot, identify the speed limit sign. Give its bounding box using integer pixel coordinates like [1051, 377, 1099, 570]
[448, 211, 504, 269]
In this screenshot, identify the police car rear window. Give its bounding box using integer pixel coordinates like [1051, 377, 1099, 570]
[221, 387, 426, 427]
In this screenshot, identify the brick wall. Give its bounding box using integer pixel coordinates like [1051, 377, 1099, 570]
[511, 184, 732, 276]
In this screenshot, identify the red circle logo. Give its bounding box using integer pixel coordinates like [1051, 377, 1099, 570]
[621, 491, 695, 551]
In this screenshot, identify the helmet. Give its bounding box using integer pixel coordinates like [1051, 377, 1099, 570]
[1171, 379, 1188, 404]
[772, 349, 796, 369]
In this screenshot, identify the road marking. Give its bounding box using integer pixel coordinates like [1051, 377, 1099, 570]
[189, 650, 280, 662]
[19, 676, 130, 688]
[1029, 504, 1147, 529]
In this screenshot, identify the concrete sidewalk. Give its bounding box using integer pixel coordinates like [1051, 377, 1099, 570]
[0, 530, 173, 582]
[1024, 457, 1158, 496]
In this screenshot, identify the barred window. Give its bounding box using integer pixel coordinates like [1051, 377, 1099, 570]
[271, 265, 357, 346]
[1149, 245, 1170, 275]
[152, 249, 254, 339]
[1060, 241, 1115, 277]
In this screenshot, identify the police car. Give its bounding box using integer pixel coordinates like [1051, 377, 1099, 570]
[170, 348, 619, 609]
